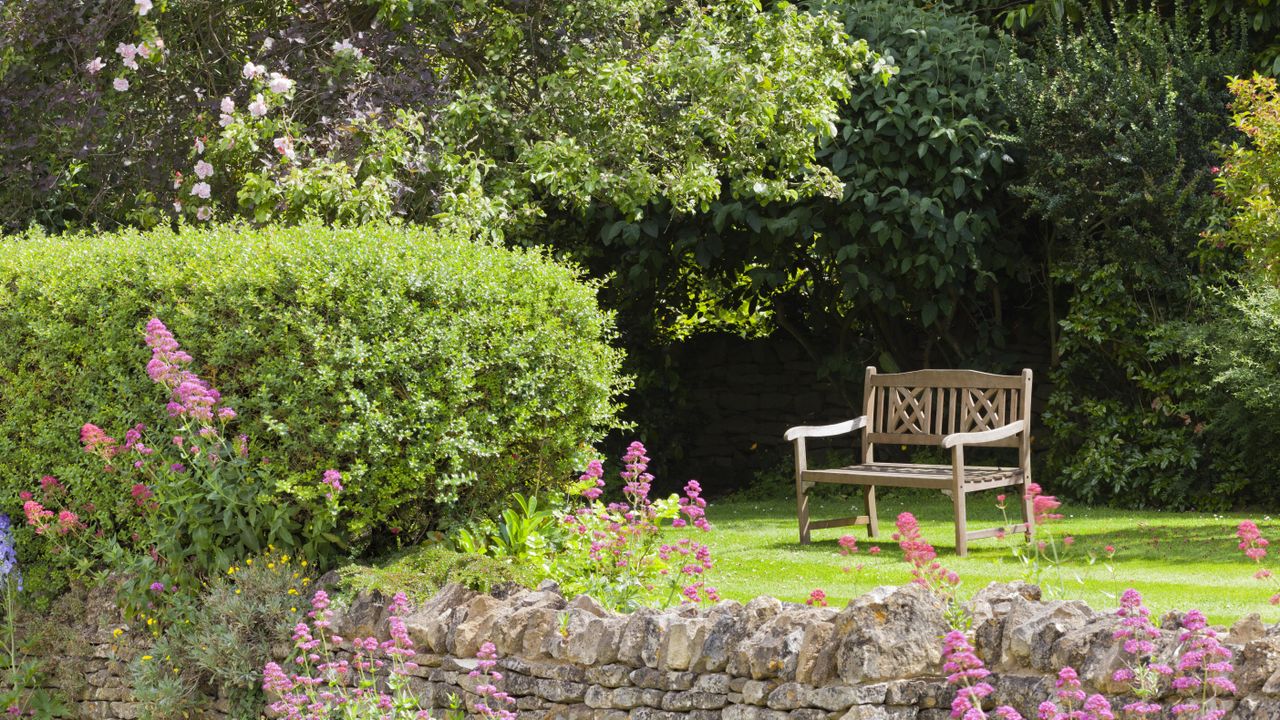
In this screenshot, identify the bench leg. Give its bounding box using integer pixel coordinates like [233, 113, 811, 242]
[953, 489, 968, 556]
[864, 485, 879, 538]
[1020, 479, 1036, 542]
[797, 481, 811, 545]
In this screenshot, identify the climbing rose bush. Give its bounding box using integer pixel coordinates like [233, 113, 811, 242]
[551, 441, 716, 611]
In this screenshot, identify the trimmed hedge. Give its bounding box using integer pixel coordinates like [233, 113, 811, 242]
[0, 223, 626, 548]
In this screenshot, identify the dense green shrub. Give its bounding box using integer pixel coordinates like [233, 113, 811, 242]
[1001, 10, 1246, 507]
[0, 222, 626, 575]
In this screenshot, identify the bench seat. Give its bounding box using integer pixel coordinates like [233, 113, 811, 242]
[801, 463, 1023, 490]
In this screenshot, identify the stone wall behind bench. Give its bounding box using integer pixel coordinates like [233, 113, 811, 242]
[29, 580, 1280, 719]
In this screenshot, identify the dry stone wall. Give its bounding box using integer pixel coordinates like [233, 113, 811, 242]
[30, 580, 1280, 719]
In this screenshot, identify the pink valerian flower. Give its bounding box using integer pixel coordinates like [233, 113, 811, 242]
[322, 469, 344, 499]
[676, 479, 709, 530]
[1238, 520, 1269, 562]
[578, 459, 605, 500]
[22, 501, 55, 535]
[144, 318, 231, 424]
[1025, 483, 1062, 524]
[131, 483, 154, 507]
[943, 630, 1022, 720]
[81, 423, 120, 459]
[55, 509, 82, 535]
[1036, 666, 1114, 720]
[838, 534, 858, 555]
[85, 57, 105, 75]
[469, 642, 516, 720]
[620, 441, 654, 502]
[893, 512, 959, 598]
[1114, 588, 1160, 656]
[1169, 610, 1235, 716]
[806, 589, 828, 607]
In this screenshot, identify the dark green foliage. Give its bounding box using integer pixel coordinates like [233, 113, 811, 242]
[575, 0, 1020, 372]
[1002, 9, 1247, 507]
[0, 223, 626, 562]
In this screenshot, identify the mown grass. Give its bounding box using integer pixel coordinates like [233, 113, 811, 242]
[699, 488, 1276, 625]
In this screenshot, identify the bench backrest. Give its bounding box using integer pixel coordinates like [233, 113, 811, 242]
[861, 367, 1032, 460]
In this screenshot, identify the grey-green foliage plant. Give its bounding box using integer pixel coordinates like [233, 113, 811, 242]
[0, 222, 627, 593]
[1001, 8, 1247, 507]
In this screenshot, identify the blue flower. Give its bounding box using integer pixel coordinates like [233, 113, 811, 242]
[0, 513, 21, 592]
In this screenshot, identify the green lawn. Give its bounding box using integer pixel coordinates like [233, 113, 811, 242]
[698, 489, 1277, 625]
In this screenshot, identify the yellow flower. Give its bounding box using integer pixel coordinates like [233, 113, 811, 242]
[281, 555, 290, 564]
[141, 655, 153, 661]
[288, 588, 298, 596]
[147, 618, 156, 626]
[300, 560, 307, 567]
[246, 558, 253, 566]
[267, 563, 275, 570]
[227, 566, 237, 575]
[235, 589, 241, 595]
[112, 628, 123, 638]
[290, 607, 297, 613]
[301, 578, 310, 586]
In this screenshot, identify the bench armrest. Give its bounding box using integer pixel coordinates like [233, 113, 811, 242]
[942, 419, 1026, 449]
[784, 416, 868, 442]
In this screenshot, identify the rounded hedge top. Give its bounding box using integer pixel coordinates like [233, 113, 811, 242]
[0, 222, 627, 546]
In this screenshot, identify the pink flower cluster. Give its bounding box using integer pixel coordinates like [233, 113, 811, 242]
[1107, 590, 1235, 719]
[21, 500, 80, 537]
[566, 442, 717, 607]
[1036, 667, 1114, 720]
[893, 512, 959, 597]
[1237, 520, 1280, 604]
[322, 469, 344, 499]
[1025, 483, 1062, 524]
[144, 318, 231, 424]
[942, 630, 1022, 720]
[805, 589, 828, 607]
[620, 441, 654, 501]
[470, 642, 516, 719]
[578, 460, 605, 500]
[262, 590, 431, 719]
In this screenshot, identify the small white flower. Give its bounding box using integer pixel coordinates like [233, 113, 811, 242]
[135, 0, 153, 15]
[122, 57, 139, 71]
[220, 97, 235, 114]
[218, 113, 235, 127]
[194, 160, 213, 179]
[172, 171, 182, 189]
[153, 37, 164, 51]
[272, 136, 295, 161]
[242, 61, 265, 80]
[267, 73, 293, 94]
[85, 57, 105, 75]
[173, 200, 182, 213]
[248, 94, 267, 118]
[190, 182, 211, 199]
[138, 43, 153, 59]
[196, 206, 212, 221]
[113, 77, 130, 92]
[116, 43, 137, 60]
[194, 137, 205, 155]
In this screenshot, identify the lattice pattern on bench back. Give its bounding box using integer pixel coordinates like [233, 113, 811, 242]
[864, 369, 1027, 449]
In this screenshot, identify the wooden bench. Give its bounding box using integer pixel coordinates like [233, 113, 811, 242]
[784, 367, 1035, 555]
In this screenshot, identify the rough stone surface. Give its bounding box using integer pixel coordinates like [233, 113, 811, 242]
[26, 580, 1280, 720]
